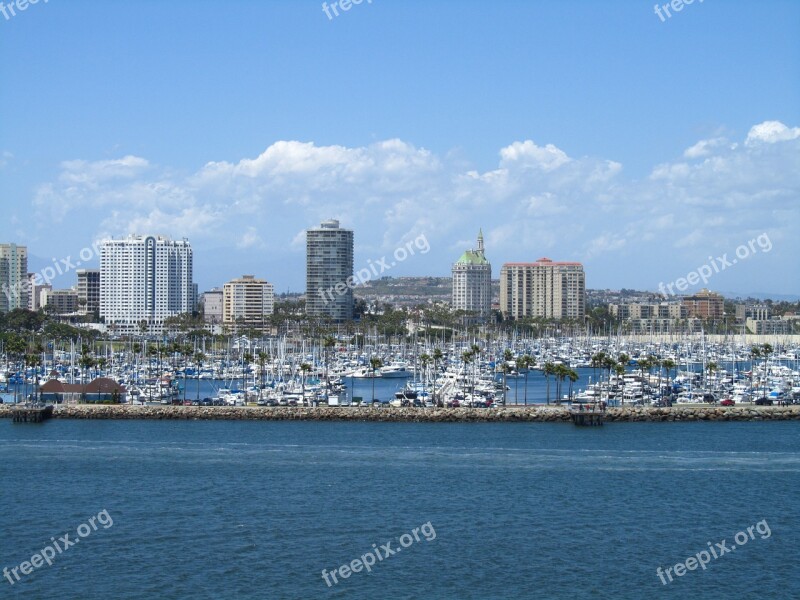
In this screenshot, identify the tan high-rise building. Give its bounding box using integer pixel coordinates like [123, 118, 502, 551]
[0, 243, 28, 313]
[500, 258, 585, 320]
[682, 288, 724, 319]
[223, 275, 274, 331]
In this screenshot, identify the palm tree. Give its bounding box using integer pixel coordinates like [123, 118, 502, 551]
[195, 352, 205, 402]
[543, 362, 556, 405]
[257, 350, 270, 398]
[518, 355, 535, 405]
[749, 345, 762, 397]
[369, 357, 383, 403]
[242, 352, 253, 403]
[300, 362, 312, 404]
[614, 363, 625, 404]
[6, 334, 26, 403]
[567, 368, 579, 402]
[703, 361, 719, 404]
[419, 353, 431, 402]
[760, 343, 773, 397]
[661, 358, 676, 400]
[26, 352, 42, 404]
[432, 348, 443, 406]
[502, 349, 514, 406]
[470, 343, 481, 396]
[462, 350, 474, 396]
[181, 344, 193, 403]
[79, 352, 95, 404]
[591, 351, 606, 385]
[323, 336, 336, 390]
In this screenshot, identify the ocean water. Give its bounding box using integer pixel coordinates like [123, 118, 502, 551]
[1, 419, 798, 599]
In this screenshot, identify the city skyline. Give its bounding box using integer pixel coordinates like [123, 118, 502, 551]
[1, 2, 798, 298]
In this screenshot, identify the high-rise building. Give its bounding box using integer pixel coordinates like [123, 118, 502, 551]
[0, 243, 28, 313]
[41, 289, 79, 314]
[500, 258, 585, 320]
[682, 288, 724, 319]
[223, 275, 275, 331]
[452, 230, 492, 317]
[201, 288, 224, 324]
[100, 235, 194, 334]
[27, 273, 51, 312]
[306, 219, 354, 321]
[76, 269, 100, 316]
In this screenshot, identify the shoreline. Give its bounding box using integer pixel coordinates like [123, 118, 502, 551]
[1, 404, 799, 422]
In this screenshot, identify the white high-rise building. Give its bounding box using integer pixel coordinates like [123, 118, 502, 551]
[0, 243, 28, 313]
[306, 219, 354, 321]
[100, 235, 194, 334]
[452, 230, 492, 317]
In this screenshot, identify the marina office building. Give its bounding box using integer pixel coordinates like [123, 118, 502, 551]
[499, 258, 586, 320]
[100, 235, 194, 334]
[306, 219, 354, 321]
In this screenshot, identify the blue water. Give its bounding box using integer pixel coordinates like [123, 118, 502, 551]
[1, 420, 798, 599]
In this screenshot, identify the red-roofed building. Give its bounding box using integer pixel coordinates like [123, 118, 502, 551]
[39, 378, 126, 404]
[500, 258, 585, 320]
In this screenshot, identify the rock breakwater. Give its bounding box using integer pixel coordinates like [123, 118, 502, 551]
[2, 404, 799, 422]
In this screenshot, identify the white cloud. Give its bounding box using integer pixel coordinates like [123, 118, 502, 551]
[745, 120, 800, 146]
[24, 121, 800, 293]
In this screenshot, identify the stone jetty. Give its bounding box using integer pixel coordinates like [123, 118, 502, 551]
[1, 404, 799, 423]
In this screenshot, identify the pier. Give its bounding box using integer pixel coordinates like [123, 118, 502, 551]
[11, 404, 54, 424]
[569, 403, 606, 426]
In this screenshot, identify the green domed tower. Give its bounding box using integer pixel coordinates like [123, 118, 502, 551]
[452, 230, 492, 317]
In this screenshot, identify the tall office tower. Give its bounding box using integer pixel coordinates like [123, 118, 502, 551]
[500, 258, 585, 320]
[223, 275, 275, 332]
[0, 243, 28, 313]
[100, 235, 194, 334]
[306, 219, 354, 321]
[76, 269, 101, 315]
[452, 230, 492, 317]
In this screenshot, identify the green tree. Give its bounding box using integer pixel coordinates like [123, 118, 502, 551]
[369, 357, 383, 403]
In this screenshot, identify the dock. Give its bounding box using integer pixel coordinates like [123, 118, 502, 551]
[11, 404, 54, 424]
[569, 403, 606, 426]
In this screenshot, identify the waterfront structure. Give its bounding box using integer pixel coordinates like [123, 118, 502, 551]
[306, 219, 354, 321]
[452, 230, 492, 317]
[682, 288, 724, 319]
[0, 243, 28, 313]
[99, 235, 194, 334]
[76, 269, 100, 315]
[41, 288, 79, 314]
[223, 275, 274, 332]
[499, 258, 585, 320]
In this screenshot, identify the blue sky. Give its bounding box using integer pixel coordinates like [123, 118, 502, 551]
[1, 0, 799, 297]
